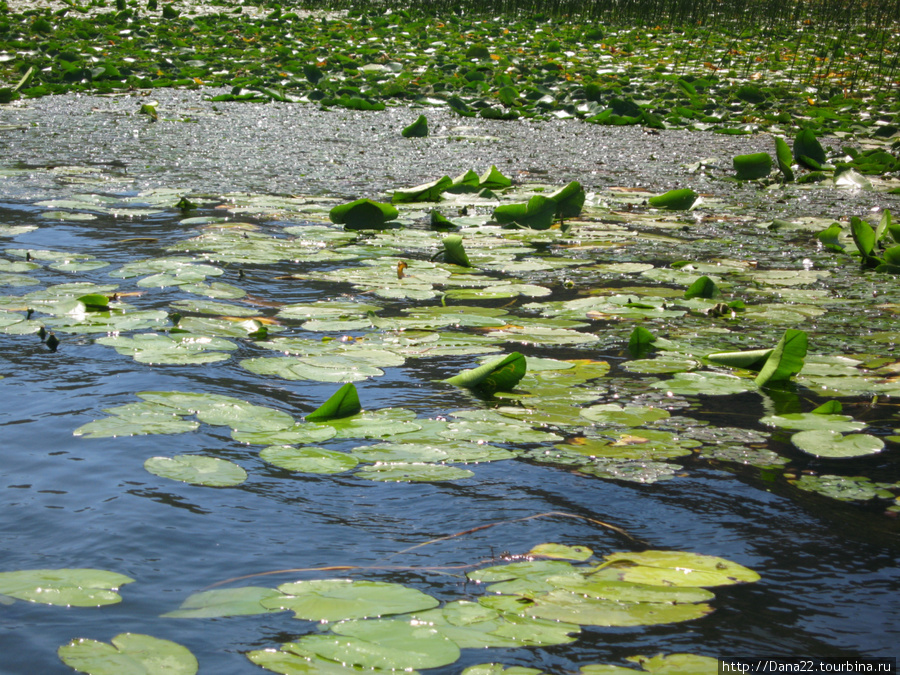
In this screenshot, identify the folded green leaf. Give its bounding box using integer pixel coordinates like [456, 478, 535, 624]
[774, 136, 794, 182]
[648, 188, 697, 210]
[850, 216, 880, 267]
[306, 382, 362, 422]
[391, 176, 452, 204]
[478, 165, 512, 190]
[754, 329, 808, 387]
[329, 199, 399, 230]
[733, 152, 772, 180]
[794, 128, 826, 169]
[547, 181, 585, 219]
[442, 235, 470, 267]
[444, 352, 526, 396]
[684, 275, 721, 299]
[493, 195, 558, 230]
[817, 223, 843, 252]
[76, 293, 110, 311]
[401, 114, 428, 138]
[627, 325, 655, 358]
[707, 349, 773, 371]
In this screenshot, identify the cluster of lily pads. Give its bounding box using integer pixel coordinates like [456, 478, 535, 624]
[1, 1, 899, 145]
[0, 544, 755, 673]
[1, 160, 899, 511]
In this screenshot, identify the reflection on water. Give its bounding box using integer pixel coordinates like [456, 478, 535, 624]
[0, 194, 898, 675]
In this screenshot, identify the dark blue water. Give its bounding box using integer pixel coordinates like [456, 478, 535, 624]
[1, 196, 898, 675]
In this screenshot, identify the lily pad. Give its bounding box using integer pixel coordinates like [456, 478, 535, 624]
[260, 446, 358, 474]
[601, 550, 761, 586]
[0, 568, 134, 607]
[162, 587, 288, 618]
[144, 455, 248, 487]
[261, 579, 439, 622]
[356, 462, 475, 482]
[790, 430, 884, 458]
[58, 634, 197, 675]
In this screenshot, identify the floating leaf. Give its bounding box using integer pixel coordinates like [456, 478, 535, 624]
[774, 136, 795, 182]
[706, 348, 773, 371]
[356, 462, 475, 482]
[754, 329, 807, 386]
[58, 634, 197, 675]
[546, 181, 585, 219]
[790, 430, 884, 458]
[790, 474, 896, 501]
[683, 275, 721, 299]
[306, 383, 362, 422]
[794, 128, 827, 168]
[260, 446, 358, 474]
[261, 579, 439, 622]
[442, 235, 471, 267]
[329, 199, 398, 230]
[602, 550, 760, 586]
[527, 543, 593, 562]
[525, 590, 713, 626]
[647, 189, 697, 210]
[392, 176, 452, 203]
[733, 152, 772, 180]
[444, 352, 526, 396]
[493, 195, 558, 230]
[144, 455, 247, 487]
[627, 326, 656, 358]
[401, 114, 428, 138]
[0, 568, 133, 607]
[162, 587, 287, 618]
[479, 165, 512, 189]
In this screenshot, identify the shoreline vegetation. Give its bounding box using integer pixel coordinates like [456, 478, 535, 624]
[0, 0, 897, 145]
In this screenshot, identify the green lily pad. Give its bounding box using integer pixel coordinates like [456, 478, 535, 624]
[247, 646, 394, 674]
[293, 618, 460, 671]
[580, 404, 670, 426]
[58, 634, 197, 675]
[261, 579, 439, 622]
[144, 455, 248, 487]
[96, 333, 236, 365]
[760, 413, 866, 433]
[0, 568, 134, 607]
[356, 462, 475, 482]
[524, 589, 713, 626]
[260, 446, 358, 474]
[162, 587, 288, 618]
[789, 474, 897, 501]
[790, 430, 884, 458]
[650, 371, 754, 396]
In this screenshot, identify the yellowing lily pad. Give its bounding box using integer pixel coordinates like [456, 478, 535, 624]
[601, 550, 760, 586]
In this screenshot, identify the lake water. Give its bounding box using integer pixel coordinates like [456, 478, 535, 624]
[1, 95, 899, 674]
